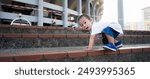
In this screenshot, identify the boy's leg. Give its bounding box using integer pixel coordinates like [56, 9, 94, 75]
[102, 33, 108, 45]
[102, 33, 117, 51]
[104, 33, 115, 44]
[104, 34, 123, 48]
[102, 33, 118, 44]
[102, 27, 119, 51]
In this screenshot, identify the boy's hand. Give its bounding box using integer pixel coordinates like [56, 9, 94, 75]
[86, 34, 96, 51]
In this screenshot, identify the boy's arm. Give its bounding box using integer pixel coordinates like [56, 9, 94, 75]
[87, 34, 96, 50]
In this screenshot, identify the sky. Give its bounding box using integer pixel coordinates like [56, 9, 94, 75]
[101, 0, 150, 23]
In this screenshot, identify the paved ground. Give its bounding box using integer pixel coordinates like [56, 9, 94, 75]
[0, 44, 150, 54]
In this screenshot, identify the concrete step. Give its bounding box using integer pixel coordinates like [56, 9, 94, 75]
[0, 44, 150, 62]
[0, 33, 150, 48]
[1, 24, 150, 35]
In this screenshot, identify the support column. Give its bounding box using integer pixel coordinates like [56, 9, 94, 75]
[96, 7, 101, 22]
[93, 4, 96, 22]
[96, 7, 100, 17]
[0, 0, 1, 11]
[86, 0, 90, 16]
[38, 0, 43, 26]
[63, 0, 68, 27]
[118, 0, 124, 28]
[0, 0, 2, 24]
[77, 0, 82, 15]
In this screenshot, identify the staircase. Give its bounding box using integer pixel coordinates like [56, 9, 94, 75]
[0, 24, 150, 62]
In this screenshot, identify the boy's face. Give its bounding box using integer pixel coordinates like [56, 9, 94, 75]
[79, 17, 92, 30]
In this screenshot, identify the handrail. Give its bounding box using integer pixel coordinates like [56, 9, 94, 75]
[10, 18, 32, 26]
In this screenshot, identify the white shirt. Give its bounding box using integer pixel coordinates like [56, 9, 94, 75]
[91, 22, 123, 35]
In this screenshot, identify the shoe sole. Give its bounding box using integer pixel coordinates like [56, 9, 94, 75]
[116, 44, 123, 48]
[103, 46, 117, 52]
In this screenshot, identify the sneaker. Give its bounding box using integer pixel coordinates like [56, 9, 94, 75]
[103, 43, 117, 51]
[115, 41, 123, 48]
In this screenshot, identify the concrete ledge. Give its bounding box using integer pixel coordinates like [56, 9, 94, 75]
[1, 33, 91, 38]
[15, 54, 43, 62]
[0, 45, 150, 62]
[1, 33, 150, 38]
[0, 34, 2, 37]
[0, 24, 87, 31]
[22, 34, 38, 38]
[43, 52, 67, 60]
[87, 50, 104, 56]
[68, 50, 87, 58]
[1, 24, 150, 33]
[3, 34, 22, 38]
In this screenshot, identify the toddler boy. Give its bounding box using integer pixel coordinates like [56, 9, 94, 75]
[78, 14, 123, 51]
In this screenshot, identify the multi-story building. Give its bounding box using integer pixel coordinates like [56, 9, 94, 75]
[0, 0, 104, 27]
[142, 6, 150, 29]
[124, 22, 143, 30]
